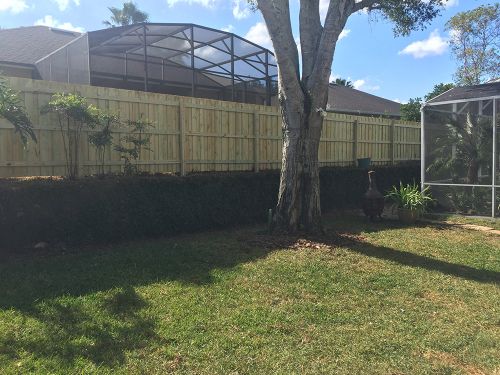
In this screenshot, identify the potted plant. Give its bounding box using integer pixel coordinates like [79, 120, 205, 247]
[386, 183, 433, 224]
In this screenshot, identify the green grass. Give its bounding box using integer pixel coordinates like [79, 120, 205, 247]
[0, 215, 499, 374]
[426, 213, 500, 231]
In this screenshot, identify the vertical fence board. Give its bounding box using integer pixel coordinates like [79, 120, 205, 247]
[0, 77, 420, 177]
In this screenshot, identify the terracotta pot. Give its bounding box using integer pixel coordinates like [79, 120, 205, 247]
[397, 208, 420, 224]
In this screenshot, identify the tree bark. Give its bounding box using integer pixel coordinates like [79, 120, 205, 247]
[274, 98, 324, 232]
[467, 159, 479, 184]
[256, 0, 356, 233]
[255, 0, 351, 233]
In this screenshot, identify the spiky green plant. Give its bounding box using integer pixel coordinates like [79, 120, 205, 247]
[386, 183, 434, 214]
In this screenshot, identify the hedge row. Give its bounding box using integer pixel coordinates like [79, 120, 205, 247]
[0, 165, 419, 249]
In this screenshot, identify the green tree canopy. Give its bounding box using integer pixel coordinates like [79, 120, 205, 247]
[446, 4, 500, 85]
[103, 1, 149, 27]
[401, 82, 456, 122]
[424, 83, 455, 101]
[401, 98, 422, 122]
[333, 78, 354, 88]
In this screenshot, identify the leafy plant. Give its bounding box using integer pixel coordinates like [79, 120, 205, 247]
[42, 93, 99, 179]
[449, 186, 490, 215]
[114, 117, 154, 175]
[427, 111, 492, 184]
[386, 182, 434, 214]
[0, 75, 36, 145]
[89, 112, 119, 176]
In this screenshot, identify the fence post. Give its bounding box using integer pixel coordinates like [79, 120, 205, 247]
[390, 120, 396, 165]
[179, 99, 186, 176]
[352, 119, 358, 166]
[253, 112, 260, 172]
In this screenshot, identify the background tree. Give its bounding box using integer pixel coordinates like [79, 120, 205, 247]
[333, 78, 354, 88]
[400, 98, 422, 122]
[401, 83, 455, 122]
[425, 82, 455, 101]
[103, 1, 149, 27]
[446, 4, 500, 86]
[249, 0, 445, 232]
[0, 76, 36, 145]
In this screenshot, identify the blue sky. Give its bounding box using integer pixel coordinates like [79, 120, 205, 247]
[0, 0, 493, 102]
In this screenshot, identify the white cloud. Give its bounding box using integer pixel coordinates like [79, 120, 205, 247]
[245, 21, 272, 50]
[353, 79, 365, 89]
[166, 0, 217, 8]
[353, 79, 380, 92]
[338, 29, 351, 41]
[222, 24, 234, 33]
[443, 0, 459, 8]
[423, 0, 459, 8]
[52, 0, 80, 11]
[393, 98, 408, 104]
[0, 0, 28, 14]
[232, 0, 251, 20]
[398, 29, 448, 58]
[35, 15, 84, 33]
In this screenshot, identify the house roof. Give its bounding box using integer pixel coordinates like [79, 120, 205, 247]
[0, 26, 81, 66]
[426, 81, 500, 104]
[327, 84, 401, 117]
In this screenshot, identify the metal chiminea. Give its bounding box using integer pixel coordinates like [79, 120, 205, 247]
[362, 170, 384, 221]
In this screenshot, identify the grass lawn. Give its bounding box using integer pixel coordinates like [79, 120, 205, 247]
[426, 214, 500, 231]
[0, 215, 498, 374]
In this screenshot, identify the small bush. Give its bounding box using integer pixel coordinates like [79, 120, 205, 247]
[0, 165, 419, 250]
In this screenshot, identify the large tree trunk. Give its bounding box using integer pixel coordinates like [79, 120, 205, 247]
[256, 0, 353, 233]
[274, 89, 327, 233]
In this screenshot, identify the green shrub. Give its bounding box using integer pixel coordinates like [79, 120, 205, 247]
[0, 165, 419, 250]
[386, 182, 433, 214]
[41, 93, 100, 179]
[0, 75, 36, 145]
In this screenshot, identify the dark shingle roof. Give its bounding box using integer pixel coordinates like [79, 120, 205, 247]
[426, 82, 500, 104]
[0, 26, 81, 65]
[327, 84, 401, 117]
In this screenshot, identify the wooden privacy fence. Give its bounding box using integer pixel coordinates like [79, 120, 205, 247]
[0, 77, 420, 178]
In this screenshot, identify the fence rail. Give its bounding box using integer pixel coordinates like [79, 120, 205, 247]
[0, 77, 420, 178]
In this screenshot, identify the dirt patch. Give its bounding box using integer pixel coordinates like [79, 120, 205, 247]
[423, 350, 487, 375]
[238, 232, 367, 252]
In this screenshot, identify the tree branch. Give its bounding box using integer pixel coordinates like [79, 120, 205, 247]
[306, 0, 355, 95]
[256, 0, 302, 103]
[354, 0, 380, 13]
[299, 0, 323, 83]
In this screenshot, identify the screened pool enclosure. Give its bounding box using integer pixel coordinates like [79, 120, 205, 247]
[34, 23, 278, 105]
[422, 82, 500, 217]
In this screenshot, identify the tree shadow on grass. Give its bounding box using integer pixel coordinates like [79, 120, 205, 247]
[0, 233, 273, 312]
[0, 286, 165, 370]
[0, 233, 272, 370]
[337, 235, 500, 285]
[0, 216, 498, 369]
[245, 215, 500, 286]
